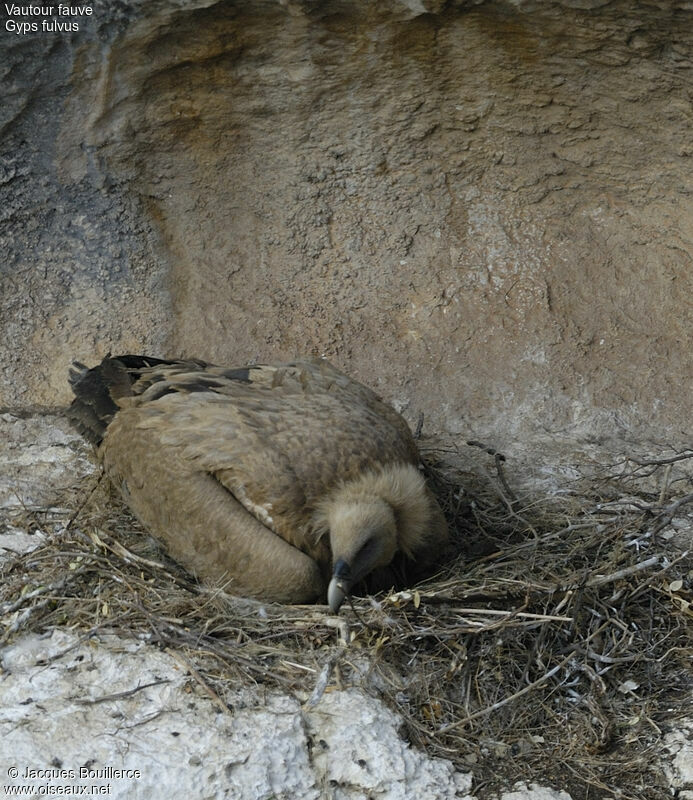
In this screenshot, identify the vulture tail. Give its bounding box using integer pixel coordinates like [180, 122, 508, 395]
[66, 354, 171, 446]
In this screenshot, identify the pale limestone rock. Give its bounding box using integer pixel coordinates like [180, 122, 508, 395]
[0, 413, 93, 509]
[0, 630, 474, 800]
[498, 784, 573, 800]
[663, 716, 693, 799]
[306, 689, 473, 799]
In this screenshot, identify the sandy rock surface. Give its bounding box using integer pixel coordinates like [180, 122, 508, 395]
[2, 0, 692, 448]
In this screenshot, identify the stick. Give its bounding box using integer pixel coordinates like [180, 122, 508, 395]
[438, 654, 573, 732]
[64, 473, 105, 531]
[466, 440, 506, 461]
[495, 452, 518, 504]
[305, 647, 347, 708]
[438, 620, 613, 732]
[585, 555, 661, 588]
[449, 608, 573, 623]
[0, 572, 81, 616]
[87, 529, 168, 571]
[663, 492, 693, 514]
[76, 679, 171, 705]
[630, 451, 693, 467]
[658, 464, 673, 505]
[165, 647, 231, 715]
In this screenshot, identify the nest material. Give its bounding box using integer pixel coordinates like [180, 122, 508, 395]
[1, 442, 692, 800]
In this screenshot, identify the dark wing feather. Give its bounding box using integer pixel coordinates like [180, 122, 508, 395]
[67, 355, 207, 445]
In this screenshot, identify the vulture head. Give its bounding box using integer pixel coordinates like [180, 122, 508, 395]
[326, 498, 398, 613]
[316, 464, 446, 613]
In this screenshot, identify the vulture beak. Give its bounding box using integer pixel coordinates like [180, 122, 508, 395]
[327, 558, 352, 613]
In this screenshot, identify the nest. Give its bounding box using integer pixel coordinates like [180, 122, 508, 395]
[1, 440, 692, 800]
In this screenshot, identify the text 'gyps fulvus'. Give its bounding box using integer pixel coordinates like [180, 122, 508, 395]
[68, 355, 448, 612]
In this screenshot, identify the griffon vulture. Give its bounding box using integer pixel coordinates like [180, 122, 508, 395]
[67, 355, 448, 611]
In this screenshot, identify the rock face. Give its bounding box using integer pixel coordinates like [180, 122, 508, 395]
[0, 630, 474, 800]
[0, 412, 91, 509]
[664, 719, 693, 800]
[2, 0, 692, 448]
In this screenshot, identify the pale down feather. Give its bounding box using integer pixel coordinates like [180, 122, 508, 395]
[67, 355, 448, 611]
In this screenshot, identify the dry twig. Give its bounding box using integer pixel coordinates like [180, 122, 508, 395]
[1, 444, 691, 799]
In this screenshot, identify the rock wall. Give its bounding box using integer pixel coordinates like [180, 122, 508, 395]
[2, 0, 692, 447]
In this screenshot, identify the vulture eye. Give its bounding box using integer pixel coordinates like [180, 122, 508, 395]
[357, 536, 377, 562]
